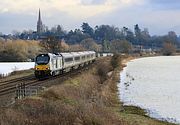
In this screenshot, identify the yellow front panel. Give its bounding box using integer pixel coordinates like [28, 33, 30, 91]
[35, 65, 49, 71]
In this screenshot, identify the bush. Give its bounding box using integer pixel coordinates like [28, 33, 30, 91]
[110, 40, 132, 53]
[0, 40, 41, 62]
[162, 42, 176, 56]
[111, 54, 121, 69]
[97, 63, 110, 84]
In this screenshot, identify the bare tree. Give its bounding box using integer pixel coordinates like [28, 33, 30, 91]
[80, 38, 100, 52]
[162, 42, 176, 56]
[110, 39, 132, 53]
[40, 36, 62, 53]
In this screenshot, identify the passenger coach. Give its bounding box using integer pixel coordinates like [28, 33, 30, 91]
[34, 51, 96, 78]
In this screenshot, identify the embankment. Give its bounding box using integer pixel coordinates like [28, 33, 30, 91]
[0, 55, 176, 125]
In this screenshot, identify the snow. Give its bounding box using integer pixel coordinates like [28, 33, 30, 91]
[0, 62, 35, 76]
[118, 56, 180, 124]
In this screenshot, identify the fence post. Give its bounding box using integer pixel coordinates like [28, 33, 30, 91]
[15, 84, 19, 99]
[20, 83, 22, 99]
[23, 83, 26, 98]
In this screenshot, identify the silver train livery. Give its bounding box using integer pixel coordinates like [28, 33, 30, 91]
[34, 51, 96, 78]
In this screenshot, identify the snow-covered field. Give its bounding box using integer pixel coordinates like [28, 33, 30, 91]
[119, 56, 180, 124]
[0, 62, 34, 76]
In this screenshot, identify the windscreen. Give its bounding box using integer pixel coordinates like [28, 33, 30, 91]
[35, 54, 50, 65]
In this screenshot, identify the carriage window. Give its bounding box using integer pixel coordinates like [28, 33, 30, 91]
[75, 57, 80, 61]
[82, 56, 85, 60]
[56, 59, 58, 68]
[65, 58, 73, 62]
[87, 55, 90, 58]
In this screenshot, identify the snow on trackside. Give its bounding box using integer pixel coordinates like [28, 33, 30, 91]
[0, 62, 35, 76]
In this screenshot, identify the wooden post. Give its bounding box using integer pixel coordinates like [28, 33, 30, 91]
[23, 83, 26, 98]
[15, 84, 19, 99]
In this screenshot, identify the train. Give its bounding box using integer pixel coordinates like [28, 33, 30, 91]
[34, 51, 96, 78]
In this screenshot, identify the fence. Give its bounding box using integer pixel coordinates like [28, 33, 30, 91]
[15, 83, 45, 99]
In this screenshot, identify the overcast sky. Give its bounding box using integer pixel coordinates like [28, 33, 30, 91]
[1, 0, 180, 35]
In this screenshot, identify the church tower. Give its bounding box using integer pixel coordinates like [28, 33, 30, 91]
[37, 9, 43, 34]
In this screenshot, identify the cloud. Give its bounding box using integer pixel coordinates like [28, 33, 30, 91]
[0, 8, 8, 13]
[1, 0, 180, 35]
[0, 0, 149, 34]
[0, 0, 145, 17]
[85, 1, 180, 35]
[81, 0, 107, 5]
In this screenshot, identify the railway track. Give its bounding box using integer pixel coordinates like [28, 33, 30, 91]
[0, 75, 34, 84]
[0, 63, 94, 97]
[0, 75, 35, 89]
[0, 77, 38, 97]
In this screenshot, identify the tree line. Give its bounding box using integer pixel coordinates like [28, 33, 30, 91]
[2, 23, 180, 49]
[0, 23, 179, 59]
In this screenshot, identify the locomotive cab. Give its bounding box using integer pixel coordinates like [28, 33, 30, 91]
[34, 54, 51, 78]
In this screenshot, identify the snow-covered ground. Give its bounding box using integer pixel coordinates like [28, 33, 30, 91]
[0, 62, 34, 76]
[118, 56, 180, 124]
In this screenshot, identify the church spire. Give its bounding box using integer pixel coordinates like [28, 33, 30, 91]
[38, 8, 41, 22]
[37, 8, 43, 34]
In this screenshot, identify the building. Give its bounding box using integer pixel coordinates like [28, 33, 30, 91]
[37, 9, 43, 34]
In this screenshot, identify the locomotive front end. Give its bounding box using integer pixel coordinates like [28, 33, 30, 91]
[34, 54, 51, 78]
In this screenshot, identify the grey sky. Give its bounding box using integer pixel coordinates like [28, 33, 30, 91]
[0, 0, 180, 35]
